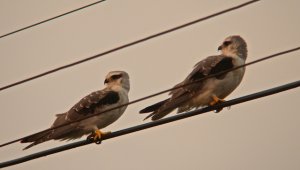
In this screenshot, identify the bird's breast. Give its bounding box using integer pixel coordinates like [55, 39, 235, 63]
[191, 58, 245, 106]
[80, 90, 129, 131]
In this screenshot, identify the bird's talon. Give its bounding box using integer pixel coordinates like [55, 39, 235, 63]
[214, 108, 223, 113]
[209, 101, 217, 106]
[86, 130, 111, 144]
[95, 139, 102, 144]
[86, 135, 94, 142]
[87, 133, 98, 143]
[210, 95, 226, 113]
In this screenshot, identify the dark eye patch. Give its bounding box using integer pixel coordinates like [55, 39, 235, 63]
[111, 74, 122, 80]
[223, 41, 232, 46]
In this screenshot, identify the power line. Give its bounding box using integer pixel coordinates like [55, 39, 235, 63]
[0, 0, 260, 92]
[0, 0, 107, 39]
[0, 80, 299, 168]
[0, 46, 299, 148]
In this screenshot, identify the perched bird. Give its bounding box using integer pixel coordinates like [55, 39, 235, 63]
[140, 35, 247, 120]
[21, 71, 130, 150]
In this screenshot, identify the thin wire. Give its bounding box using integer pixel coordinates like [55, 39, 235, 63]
[0, 0, 260, 92]
[0, 0, 107, 39]
[0, 80, 299, 168]
[0, 46, 299, 148]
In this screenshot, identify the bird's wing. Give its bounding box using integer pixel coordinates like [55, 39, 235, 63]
[142, 55, 234, 121]
[65, 89, 120, 121]
[170, 55, 233, 99]
[21, 89, 120, 149]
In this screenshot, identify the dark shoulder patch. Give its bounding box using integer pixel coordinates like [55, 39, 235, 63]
[210, 57, 233, 79]
[75, 91, 120, 116]
[190, 71, 205, 81]
[99, 91, 120, 105]
[189, 55, 220, 81]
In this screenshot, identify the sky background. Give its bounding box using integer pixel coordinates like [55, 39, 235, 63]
[0, 0, 299, 169]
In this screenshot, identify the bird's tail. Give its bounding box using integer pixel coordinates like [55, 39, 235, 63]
[21, 113, 67, 150]
[139, 99, 169, 114]
[21, 131, 53, 150]
[140, 93, 195, 121]
[139, 98, 178, 121]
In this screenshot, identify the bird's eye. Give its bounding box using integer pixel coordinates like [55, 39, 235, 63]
[223, 41, 232, 46]
[111, 74, 122, 80]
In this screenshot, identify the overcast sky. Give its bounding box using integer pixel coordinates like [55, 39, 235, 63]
[0, 0, 299, 169]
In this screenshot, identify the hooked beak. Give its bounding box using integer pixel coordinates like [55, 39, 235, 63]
[217, 45, 222, 51]
[104, 79, 109, 84]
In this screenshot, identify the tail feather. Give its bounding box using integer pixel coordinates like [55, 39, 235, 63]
[21, 131, 50, 143]
[21, 131, 52, 150]
[139, 98, 177, 121]
[142, 94, 194, 121]
[139, 99, 169, 114]
[21, 113, 70, 150]
[148, 107, 176, 121]
[143, 112, 156, 121]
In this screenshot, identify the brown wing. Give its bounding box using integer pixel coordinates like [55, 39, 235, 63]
[21, 89, 120, 149]
[146, 55, 233, 120]
[66, 89, 120, 121]
[170, 55, 232, 98]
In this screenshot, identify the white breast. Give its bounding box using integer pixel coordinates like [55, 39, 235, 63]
[79, 89, 129, 131]
[191, 56, 245, 107]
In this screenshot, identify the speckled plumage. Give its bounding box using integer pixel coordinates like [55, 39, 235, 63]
[21, 71, 130, 149]
[140, 35, 247, 120]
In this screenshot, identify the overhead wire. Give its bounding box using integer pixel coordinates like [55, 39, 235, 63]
[0, 0, 260, 92]
[0, 0, 107, 39]
[0, 79, 299, 168]
[0, 46, 299, 148]
[0, 0, 298, 168]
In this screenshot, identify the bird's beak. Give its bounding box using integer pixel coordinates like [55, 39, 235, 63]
[217, 45, 222, 51]
[104, 79, 109, 84]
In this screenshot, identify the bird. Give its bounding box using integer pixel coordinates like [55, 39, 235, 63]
[21, 71, 130, 150]
[140, 35, 247, 121]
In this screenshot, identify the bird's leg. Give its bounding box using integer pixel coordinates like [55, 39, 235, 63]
[87, 129, 111, 144]
[209, 95, 226, 113]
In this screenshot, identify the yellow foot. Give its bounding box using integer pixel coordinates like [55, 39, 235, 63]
[209, 95, 226, 113]
[87, 130, 111, 144]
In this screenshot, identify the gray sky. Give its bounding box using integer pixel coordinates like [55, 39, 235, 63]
[0, 0, 299, 169]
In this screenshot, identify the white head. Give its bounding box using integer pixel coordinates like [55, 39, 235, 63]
[218, 35, 247, 60]
[104, 71, 130, 92]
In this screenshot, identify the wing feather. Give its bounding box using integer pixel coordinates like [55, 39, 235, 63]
[170, 55, 233, 98]
[153, 55, 233, 118]
[141, 55, 234, 120]
[66, 89, 120, 121]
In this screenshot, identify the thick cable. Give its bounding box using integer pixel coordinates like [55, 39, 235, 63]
[0, 80, 299, 168]
[0, 46, 299, 148]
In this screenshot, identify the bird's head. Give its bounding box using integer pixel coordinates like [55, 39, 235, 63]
[104, 71, 130, 92]
[218, 35, 247, 60]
